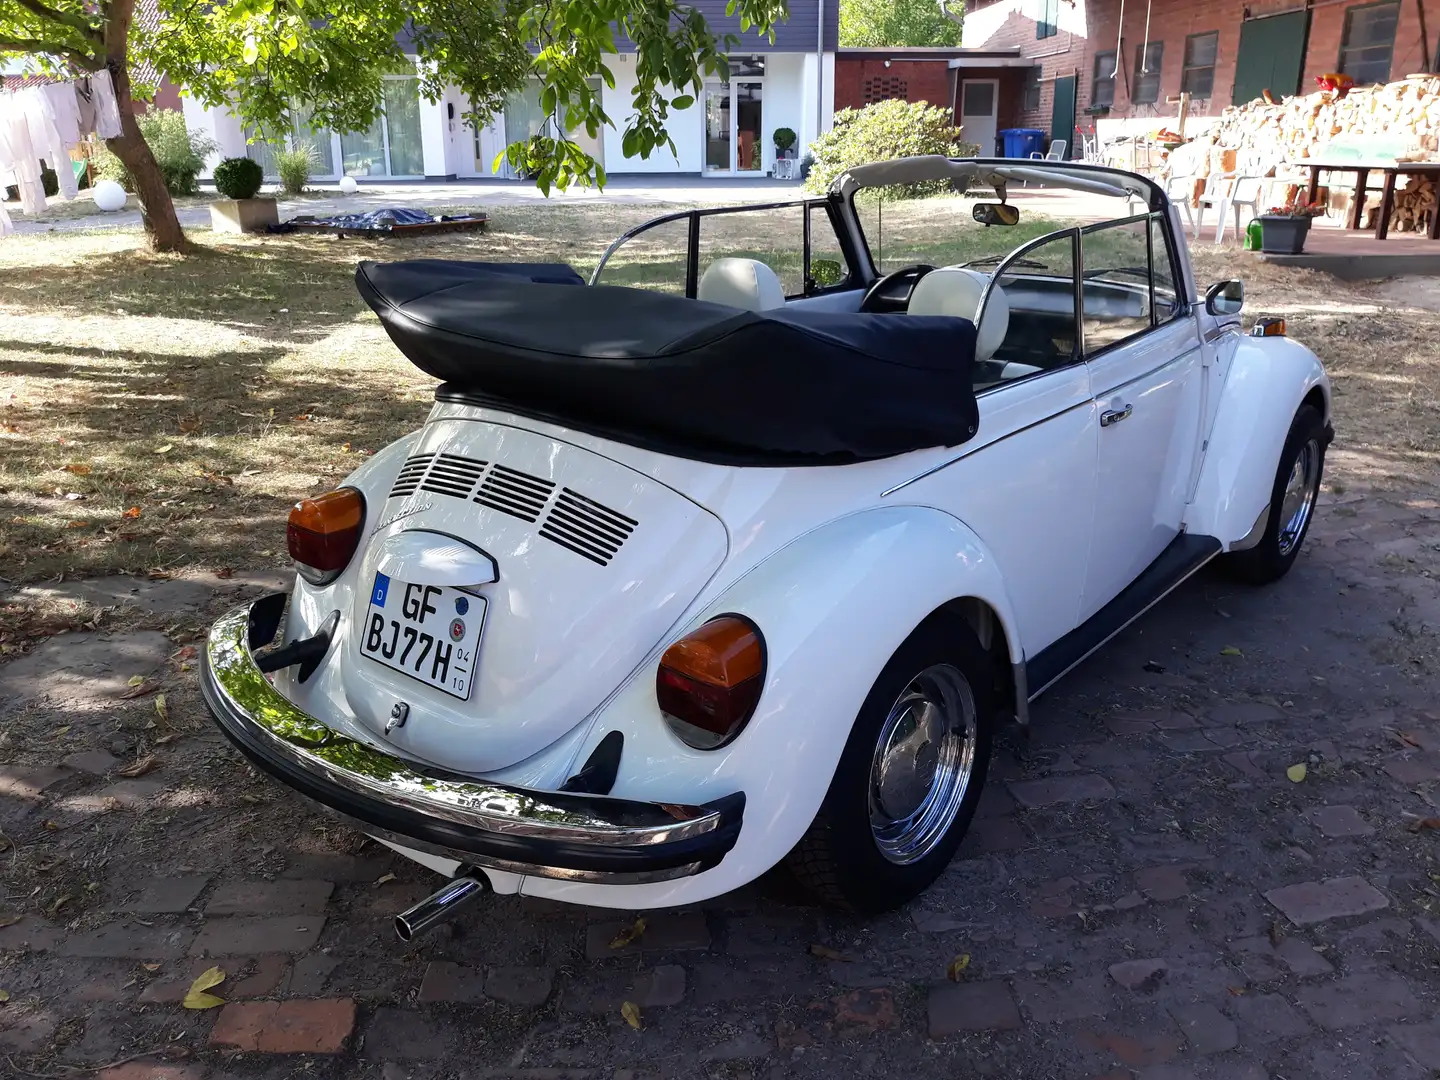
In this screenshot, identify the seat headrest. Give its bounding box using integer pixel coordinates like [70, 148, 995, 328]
[907, 267, 1010, 363]
[697, 257, 786, 311]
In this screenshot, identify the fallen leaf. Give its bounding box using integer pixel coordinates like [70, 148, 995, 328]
[122, 506, 142, 519]
[142, 963, 161, 972]
[178, 417, 202, 434]
[1400, 732, 1422, 749]
[809, 944, 850, 962]
[62, 463, 91, 475]
[946, 954, 971, 981]
[1408, 817, 1440, 832]
[620, 1001, 642, 1030]
[1220, 646, 1243, 657]
[174, 645, 197, 661]
[1143, 661, 1166, 674]
[154, 734, 178, 745]
[146, 569, 171, 581]
[609, 917, 646, 949]
[341, 442, 353, 453]
[154, 693, 168, 721]
[45, 895, 72, 917]
[0, 916, 22, 929]
[117, 755, 158, 778]
[154, 444, 174, 455]
[119, 680, 157, 700]
[41, 820, 61, 831]
[64, 519, 90, 529]
[49, 725, 70, 738]
[183, 965, 226, 1009]
[215, 567, 234, 579]
[1227, 986, 1247, 996]
[0, 989, 9, 1002]
[375, 872, 397, 886]
[1286, 763, 1307, 783]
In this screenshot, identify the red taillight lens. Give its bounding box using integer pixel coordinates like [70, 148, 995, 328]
[287, 488, 365, 585]
[656, 616, 765, 750]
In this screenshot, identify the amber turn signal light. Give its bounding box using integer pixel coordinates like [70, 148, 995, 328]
[656, 615, 765, 750]
[287, 487, 365, 585]
[1251, 317, 1286, 337]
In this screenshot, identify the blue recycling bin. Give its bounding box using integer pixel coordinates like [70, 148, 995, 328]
[1001, 128, 1047, 159]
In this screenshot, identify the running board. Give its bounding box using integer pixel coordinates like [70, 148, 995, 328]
[1026, 533, 1222, 701]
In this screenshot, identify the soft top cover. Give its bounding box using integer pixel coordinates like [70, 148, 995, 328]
[356, 259, 979, 465]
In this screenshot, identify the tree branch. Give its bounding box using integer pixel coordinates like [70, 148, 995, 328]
[0, 34, 102, 69]
[13, 0, 104, 43]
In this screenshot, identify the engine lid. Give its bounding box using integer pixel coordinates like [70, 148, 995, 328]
[339, 419, 728, 774]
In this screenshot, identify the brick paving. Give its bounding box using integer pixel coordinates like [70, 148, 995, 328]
[1, 489, 1439, 1079]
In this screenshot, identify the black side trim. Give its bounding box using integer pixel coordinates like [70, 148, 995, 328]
[560, 731, 624, 795]
[1026, 533, 1222, 697]
[206, 686, 744, 875]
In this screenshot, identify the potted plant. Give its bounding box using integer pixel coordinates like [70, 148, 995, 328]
[773, 127, 798, 160]
[1257, 200, 1325, 254]
[210, 157, 278, 234]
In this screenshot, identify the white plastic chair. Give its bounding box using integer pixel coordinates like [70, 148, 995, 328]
[1024, 139, 1069, 186]
[1151, 142, 1201, 233]
[1197, 153, 1280, 243]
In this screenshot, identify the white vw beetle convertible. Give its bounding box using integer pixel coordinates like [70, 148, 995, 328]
[203, 157, 1332, 938]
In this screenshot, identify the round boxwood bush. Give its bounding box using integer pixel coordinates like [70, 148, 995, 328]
[802, 98, 977, 198]
[773, 126, 797, 153]
[214, 157, 264, 200]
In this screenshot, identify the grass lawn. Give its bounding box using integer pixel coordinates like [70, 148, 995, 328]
[2, 196, 1438, 601]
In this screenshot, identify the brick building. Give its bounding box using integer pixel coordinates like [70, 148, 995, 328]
[962, 0, 1435, 155]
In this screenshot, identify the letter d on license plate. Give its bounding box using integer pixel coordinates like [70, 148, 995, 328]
[361, 573, 485, 700]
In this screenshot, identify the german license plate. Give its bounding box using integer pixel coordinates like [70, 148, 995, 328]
[361, 573, 484, 700]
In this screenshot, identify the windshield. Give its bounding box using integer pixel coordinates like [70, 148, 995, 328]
[854, 193, 1067, 275]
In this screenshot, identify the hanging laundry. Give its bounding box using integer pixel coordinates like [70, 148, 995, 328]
[91, 69, 124, 140]
[75, 77, 99, 138]
[0, 92, 46, 215]
[0, 203, 12, 237]
[23, 87, 79, 200]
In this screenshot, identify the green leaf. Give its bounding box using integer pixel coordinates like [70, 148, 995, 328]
[241, 34, 259, 66]
[671, 94, 695, 110]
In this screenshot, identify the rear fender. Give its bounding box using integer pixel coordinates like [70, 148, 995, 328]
[527, 505, 1024, 907]
[1184, 336, 1331, 549]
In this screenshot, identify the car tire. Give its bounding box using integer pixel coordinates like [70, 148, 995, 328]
[785, 617, 997, 913]
[1222, 403, 1326, 586]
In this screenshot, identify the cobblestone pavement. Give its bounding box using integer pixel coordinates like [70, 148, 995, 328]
[2, 479, 1439, 1080]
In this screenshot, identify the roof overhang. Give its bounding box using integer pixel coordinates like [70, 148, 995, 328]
[949, 55, 1037, 69]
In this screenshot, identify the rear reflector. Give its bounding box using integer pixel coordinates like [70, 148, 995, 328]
[287, 487, 365, 584]
[656, 616, 765, 750]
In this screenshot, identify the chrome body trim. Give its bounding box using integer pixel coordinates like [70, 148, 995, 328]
[1231, 502, 1272, 553]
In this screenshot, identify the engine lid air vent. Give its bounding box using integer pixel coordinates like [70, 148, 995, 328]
[474, 463, 555, 523]
[539, 488, 638, 566]
[388, 453, 434, 499]
[422, 452, 488, 499]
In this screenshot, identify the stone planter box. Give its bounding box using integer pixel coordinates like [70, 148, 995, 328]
[1258, 215, 1311, 254]
[211, 197, 279, 234]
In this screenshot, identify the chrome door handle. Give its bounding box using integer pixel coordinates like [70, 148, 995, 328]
[1100, 404, 1133, 427]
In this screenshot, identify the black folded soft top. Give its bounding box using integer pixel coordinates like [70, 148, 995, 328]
[356, 259, 980, 466]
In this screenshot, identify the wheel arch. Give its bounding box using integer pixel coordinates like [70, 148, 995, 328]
[925, 596, 1024, 726]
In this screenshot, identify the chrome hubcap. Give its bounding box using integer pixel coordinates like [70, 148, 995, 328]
[1277, 438, 1320, 556]
[868, 663, 978, 865]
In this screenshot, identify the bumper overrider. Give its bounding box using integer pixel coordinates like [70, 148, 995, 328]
[201, 597, 745, 885]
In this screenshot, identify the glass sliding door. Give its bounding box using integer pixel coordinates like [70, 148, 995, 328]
[735, 82, 762, 172]
[383, 79, 424, 176]
[292, 105, 336, 178]
[704, 81, 732, 172]
[341, 116, 387, 177]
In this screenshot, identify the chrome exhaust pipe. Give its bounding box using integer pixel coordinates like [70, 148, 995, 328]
[394, 872, 491, 941]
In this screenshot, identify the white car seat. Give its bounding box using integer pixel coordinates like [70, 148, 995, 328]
[697, 257, 786, 311]
[907, 267, 1011, 364]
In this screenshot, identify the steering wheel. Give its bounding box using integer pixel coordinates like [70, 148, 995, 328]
[859, 263, 935, 314]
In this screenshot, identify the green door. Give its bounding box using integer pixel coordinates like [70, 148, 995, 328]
[1050, 75, 1076, 159]
[1232, 11, 1310, 106]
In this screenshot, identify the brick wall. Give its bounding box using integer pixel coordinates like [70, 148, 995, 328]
[966, 0, 1436, 135]
[834, 58, 954, 114]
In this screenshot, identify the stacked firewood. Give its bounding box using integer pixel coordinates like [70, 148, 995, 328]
[1384, 175, 1438, 232]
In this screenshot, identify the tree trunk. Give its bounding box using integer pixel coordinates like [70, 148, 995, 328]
[101, 0, 188, 252]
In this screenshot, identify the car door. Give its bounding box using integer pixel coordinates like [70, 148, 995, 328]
[1076, 214, 1206, 622]
[898, 227, 1098, 656]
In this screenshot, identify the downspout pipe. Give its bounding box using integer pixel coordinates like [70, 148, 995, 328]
[816, 0, 825, 146]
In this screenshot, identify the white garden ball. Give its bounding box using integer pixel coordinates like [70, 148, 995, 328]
[93, 179, 127, 212]
[338, 175, 358, 195]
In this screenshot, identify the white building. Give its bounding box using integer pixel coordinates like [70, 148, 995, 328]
[184, 2, 837, 181]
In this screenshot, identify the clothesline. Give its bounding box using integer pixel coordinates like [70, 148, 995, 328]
[0, 69, 123, 235]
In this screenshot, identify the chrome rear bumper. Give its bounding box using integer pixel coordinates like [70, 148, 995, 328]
[201, 597, 743, 884]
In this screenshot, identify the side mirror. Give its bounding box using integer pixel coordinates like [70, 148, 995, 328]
[1206, 279, 1245, 317]
[973, 202, 1020, 227]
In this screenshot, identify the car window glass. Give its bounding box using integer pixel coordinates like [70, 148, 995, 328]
[1081, 218, 1152, 355]
[592, 216, 690, 295]
[854, 193, 1051, 274]
[698, 204, 806, 297]
[1149, 215, 1181, 323]
[807, 203, 851, 291]
[974, 230, 1079, 391]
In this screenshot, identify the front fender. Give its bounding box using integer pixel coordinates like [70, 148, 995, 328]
[1184, 335, 1331, 548]
[525, 504, 1024, 908]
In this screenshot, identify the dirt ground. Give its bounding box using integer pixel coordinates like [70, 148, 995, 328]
[2, 202, 1440, 1079]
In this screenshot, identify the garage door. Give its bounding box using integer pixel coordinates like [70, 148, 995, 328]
[1232, 11, 1311, 106]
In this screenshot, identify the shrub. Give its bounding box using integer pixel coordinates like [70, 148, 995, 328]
[213, 156, 264, 200]
[94, 109, 218, 195]
[802, 99, 978, 198]
[773, 126, 797, 154]
[274, 145, 319, 196]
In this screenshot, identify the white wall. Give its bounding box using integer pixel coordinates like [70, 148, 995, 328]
[602, 54, 703, 173]
[183, 95, 246, 180]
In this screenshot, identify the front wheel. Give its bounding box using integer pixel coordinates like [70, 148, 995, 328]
[1222, 403, 1326, 585]
[786, 618, 997, 913]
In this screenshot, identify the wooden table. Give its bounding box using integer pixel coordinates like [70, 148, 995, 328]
[1295, 159, 1440, 240]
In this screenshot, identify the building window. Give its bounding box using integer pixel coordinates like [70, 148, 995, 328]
[1339, 1, 1400, 85]
[863, 76, 909, 104]
[1022, 68, 1042, 111]
[1132, 41, 1164, 104]
[1182, 31, 1218, 97]
[1036, 0, 1059, 39]
[1091, 51, 1117, 108]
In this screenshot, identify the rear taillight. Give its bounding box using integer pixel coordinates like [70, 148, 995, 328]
[656, 616, 765, 750]
[287, 487, 365, 585]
